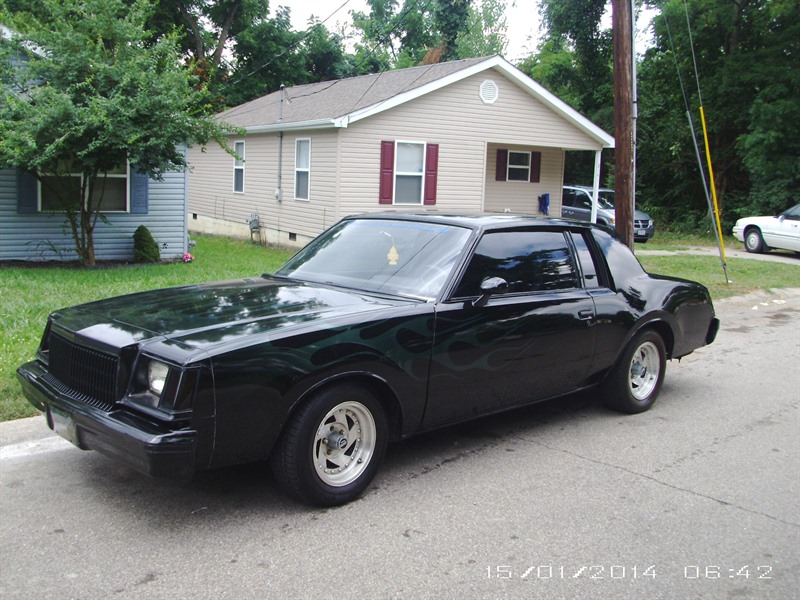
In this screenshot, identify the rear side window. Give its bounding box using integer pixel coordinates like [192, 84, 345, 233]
[454, 230, 578, 297]
[570, 231, 601, 288]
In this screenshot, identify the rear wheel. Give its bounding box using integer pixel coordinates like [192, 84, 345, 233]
[602, 330, 666, 414]
[271, 383, 388, 506]
[744, 228, 766, 253]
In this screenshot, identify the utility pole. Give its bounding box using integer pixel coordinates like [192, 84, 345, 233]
[612, 0, 634, 249]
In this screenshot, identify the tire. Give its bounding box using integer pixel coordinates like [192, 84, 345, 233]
[602, 330, 666, 414]
[271, 383, 388, 506]
[744, 228, 766, 253]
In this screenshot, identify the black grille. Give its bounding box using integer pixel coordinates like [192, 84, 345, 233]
[48, 333, 119, 411]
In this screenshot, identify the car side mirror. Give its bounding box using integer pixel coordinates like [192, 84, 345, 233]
[472, 277, 508, 308]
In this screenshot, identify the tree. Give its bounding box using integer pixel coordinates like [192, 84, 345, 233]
[455, 0, 509, 59]
[433, 0, 471, 61]
[145, 0, 270, 83]
[223, 6, 306, 106]
[639, 0, 800, 227]
[0, 0, 235, 265]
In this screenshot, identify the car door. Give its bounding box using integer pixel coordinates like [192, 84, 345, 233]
[423, 229, 597, 429]
[764, 205, 800, 251]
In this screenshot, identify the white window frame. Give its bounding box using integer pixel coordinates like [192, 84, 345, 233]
[507, 150, 531, 182]
[294, 138, 311, 201]
[393, 140, 426, 205]
[233, 140, 245, 193]
[38, 162, 130, 213]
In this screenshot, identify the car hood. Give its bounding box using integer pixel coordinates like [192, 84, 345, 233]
[49, 276, 409, 355]
[734, 215, 775, 229]
[598, 207, 651, 221]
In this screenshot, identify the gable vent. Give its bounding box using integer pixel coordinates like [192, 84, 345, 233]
[479, 80, 499, 104]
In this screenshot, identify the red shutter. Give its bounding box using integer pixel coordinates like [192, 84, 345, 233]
[495, 149, 507, 181]
[379, 141, 394, 204]
[423, 143, 438, 205]
[530, 151, 542, 183]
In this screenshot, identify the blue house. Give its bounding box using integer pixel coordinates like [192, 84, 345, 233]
[0, 25, 190, 262]
[0, 165, 190, 262]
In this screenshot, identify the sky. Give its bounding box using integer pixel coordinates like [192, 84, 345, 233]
[272, 0, 543, 63]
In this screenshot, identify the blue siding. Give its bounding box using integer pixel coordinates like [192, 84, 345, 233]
[0, 159, 188, 261]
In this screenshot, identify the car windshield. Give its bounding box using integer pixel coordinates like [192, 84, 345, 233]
[597, 190, 615, 209]
[275, 219, 472, 299]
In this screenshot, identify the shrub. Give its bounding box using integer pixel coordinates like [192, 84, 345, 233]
[133, 225, 160, 262]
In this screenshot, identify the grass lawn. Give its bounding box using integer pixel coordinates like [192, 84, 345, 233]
[1, 232, 797, 422]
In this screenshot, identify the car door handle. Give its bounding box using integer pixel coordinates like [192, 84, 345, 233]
[578, 309, 594, 321]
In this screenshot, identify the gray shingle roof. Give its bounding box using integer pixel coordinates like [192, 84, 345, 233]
[218, 56, 493, 129]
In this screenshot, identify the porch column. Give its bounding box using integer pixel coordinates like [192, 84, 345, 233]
[590, 149, 602, 223]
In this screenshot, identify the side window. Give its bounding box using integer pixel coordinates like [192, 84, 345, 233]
[454, 230, 578, 297]
[233, 141, 245, 193]
[577, 190, 592, 209]
[295, 138, 310, 200]
[570, 231, 601, 288]
[562, 189, 575, 207]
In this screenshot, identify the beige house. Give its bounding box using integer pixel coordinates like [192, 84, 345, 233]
[188, 55, 614, 247]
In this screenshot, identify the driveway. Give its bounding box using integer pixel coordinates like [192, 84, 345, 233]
[2, 289, 799, 600]
[637, 244, 800, 265]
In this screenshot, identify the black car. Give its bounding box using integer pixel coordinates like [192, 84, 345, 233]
[17, 214, 719, 506]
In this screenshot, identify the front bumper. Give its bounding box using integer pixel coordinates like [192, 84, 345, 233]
[17, 359, 197, 480]
[634, 224, 656, 242]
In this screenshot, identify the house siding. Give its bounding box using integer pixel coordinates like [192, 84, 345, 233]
[188, 131, 339, 245]
[0, 164, 188, 261]
[187, 66, 605, 245]
[336, 69, 594, 219]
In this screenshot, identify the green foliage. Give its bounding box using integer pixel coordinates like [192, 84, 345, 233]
[0, 0, 235, 265]
[224, 6, 307, 106]
[638, 0, 799, 229]
[433, 0, 471, 61]
[132, 225, 160, 263]
[455, 0, 509, 59]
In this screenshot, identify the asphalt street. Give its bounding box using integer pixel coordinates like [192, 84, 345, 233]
[1, 288, 798, 600]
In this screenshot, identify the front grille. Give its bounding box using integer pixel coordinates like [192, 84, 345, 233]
[48, 333, 119, 411]
[634, 219, 651, 229]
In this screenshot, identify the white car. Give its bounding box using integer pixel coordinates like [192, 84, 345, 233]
[732, 204, 800, 253]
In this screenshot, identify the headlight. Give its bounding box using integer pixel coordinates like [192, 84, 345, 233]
[148, 360, 170, 396]
[608, 216, 616, 225]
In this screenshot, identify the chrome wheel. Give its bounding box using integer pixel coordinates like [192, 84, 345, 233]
[313, 401, 377, 487]
[602, 330, 666, 414]
[628, 341, 661, 401]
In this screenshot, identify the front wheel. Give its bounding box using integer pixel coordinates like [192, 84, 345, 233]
[602, 330, 666, 414]
[744, 228, 766, 253]
[271, 383, 388, 506]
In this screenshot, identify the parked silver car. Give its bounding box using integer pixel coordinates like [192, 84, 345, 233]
[561, 185, 655, 242]
[732, 204, 800, 253]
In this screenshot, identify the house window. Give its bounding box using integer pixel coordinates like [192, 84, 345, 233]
[394, 142, 425, 205]
[379, 140, 438, 206]
[295, 139, 310, 200]
[507, 151, 531, 182]
[495, 149, 542, 183]
[39, 161, 129, 212]
[233, 141, 245, 193]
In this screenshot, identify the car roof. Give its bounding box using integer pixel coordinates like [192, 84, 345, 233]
[344, 211, 595, 233]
